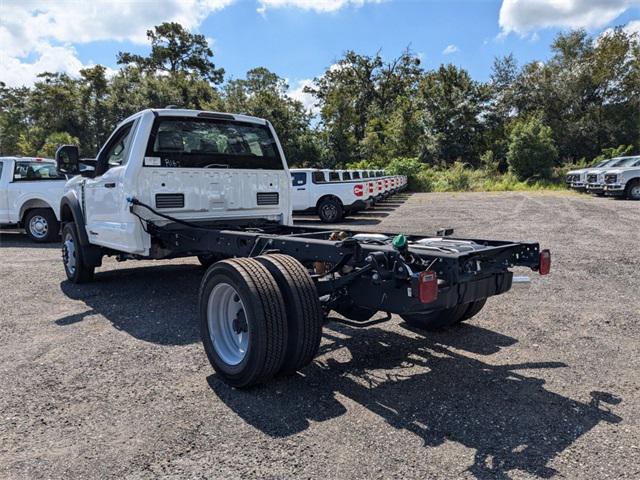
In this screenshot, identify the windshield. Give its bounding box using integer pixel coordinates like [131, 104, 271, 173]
[606, 158, 629, 168]
[13, 161, 65, 181]
[145, 117, 284, 170]
[617, 157, 640, 167]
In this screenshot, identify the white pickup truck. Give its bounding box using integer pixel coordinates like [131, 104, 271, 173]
[55, 108, 549, 388]
[602, 156, 640, 199]
[0, 156, 66, 242]
[584, 157, 633, 195]
[290, 168, 372, 222]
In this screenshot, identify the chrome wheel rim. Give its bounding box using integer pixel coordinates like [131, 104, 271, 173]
[207, 282, 249, 365]
[62, 232, 76, 275]
[29, 215, 48, 239]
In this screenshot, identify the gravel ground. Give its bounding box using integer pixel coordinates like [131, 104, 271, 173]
[1, 191, 638, 479]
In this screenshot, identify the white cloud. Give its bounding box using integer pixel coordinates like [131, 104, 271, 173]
[623, 19, 640, 35]
[499, 0, 640, 35]
[288, 79, 319, 114]
[0, 0, 234, 86]
[257, 0, 384, 14]
[442, 44, 459, 55]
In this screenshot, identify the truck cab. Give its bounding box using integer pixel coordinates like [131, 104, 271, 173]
[59, 109, 291, 256]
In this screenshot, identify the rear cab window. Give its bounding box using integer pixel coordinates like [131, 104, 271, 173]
[13, 160, 65, 181]
[342, 172, 352, 180]
[145, 116, 284, 170]
[329, 172, 340, 181]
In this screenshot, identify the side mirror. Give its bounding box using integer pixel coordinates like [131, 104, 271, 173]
[55, 145, 80, 176]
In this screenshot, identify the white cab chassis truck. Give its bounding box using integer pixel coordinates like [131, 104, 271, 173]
[0, 157, 66, 242]
[57, 108, 551, 388]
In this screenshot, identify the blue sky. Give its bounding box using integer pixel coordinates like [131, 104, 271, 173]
[1, 0, 639, 104]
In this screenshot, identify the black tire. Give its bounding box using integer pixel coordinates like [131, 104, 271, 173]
[61, 222, 95, 283]
[401, 303, 469, 331]
[625, 179, 640, 200]
[317, 197, 343, 223]
[455, 298, 487, 324]
[24, 208, 59, 243]
[256, 254, 323, 375]
[199, 258, 288, 388]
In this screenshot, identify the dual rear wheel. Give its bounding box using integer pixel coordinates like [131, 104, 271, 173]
[199, 255, 323, 388]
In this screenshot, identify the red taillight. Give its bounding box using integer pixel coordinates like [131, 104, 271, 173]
[378, 180, 383, 189]
[369, 182, 374, 193]
[418, 270, 438, 304]
[385, 179, 389, 188]
[539, 249, 551, 275]
[354, 184, 364, 197]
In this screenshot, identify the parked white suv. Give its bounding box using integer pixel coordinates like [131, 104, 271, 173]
[0, 156, 66, 242]
[602, 156, 640, 200]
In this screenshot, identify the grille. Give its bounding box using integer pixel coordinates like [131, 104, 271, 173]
[604, 174, 617, 184]
[155, 193, 185, 209]
[257, 192, 279, 206]
[587, 174, 598, 184]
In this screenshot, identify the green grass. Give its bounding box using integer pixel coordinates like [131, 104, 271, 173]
[407, 164, 566, 193]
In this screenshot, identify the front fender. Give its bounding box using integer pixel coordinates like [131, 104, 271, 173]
[60, 191, 90, 246]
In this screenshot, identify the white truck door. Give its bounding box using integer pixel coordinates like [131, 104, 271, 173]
[290, 172, 309, 211]
[0, 160, 9, 223]
[84, 120, 136, 250]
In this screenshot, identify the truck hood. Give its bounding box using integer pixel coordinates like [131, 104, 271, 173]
[567, 168, 587, 175]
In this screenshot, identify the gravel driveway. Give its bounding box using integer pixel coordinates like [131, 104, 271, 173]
[1, 191, 638, 479]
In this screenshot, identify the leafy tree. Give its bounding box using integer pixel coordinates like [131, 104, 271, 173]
[38, 131, 80, 157]
[0, 82, 30, 154]
[117, 22, 224, 84]
[507, 116, 558, 180]
[223, 67, 318, 165]
[418, 64, 489, 165]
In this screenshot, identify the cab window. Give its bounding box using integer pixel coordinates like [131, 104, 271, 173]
[12, 161, 65, 181]
[342, 172, 352, 180]
[291, 172, 307, 186]
[329, 172, 339, 181]
[97, 122, 135, 174]
[312, 171, 326, 183]
[352, 172, 361, 179]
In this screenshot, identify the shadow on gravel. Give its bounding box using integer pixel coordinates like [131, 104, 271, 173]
[57, 263, 203, 345]
[0, 231, 60, 249]
[209, 322, 622, 479]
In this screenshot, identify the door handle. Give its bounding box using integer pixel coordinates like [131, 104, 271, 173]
[104, 182, 116, 188]
[296, 188, 306, 191]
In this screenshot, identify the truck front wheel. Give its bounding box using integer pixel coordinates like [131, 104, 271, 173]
[402, 298, 488, 331]
[625, 180, 640, 200]
[61, 222, 95, 283]
[199, 258, 288, 388]
[317, 197, 343, 223]
[25, 208, 59, 243]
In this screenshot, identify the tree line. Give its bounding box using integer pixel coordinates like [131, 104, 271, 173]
[0, 22, 638, 183]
